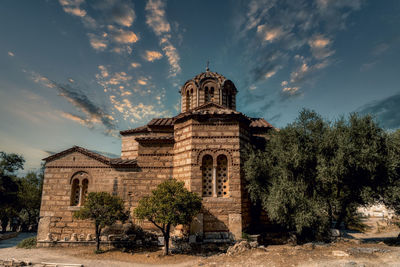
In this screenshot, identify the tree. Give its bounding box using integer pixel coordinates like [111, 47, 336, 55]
[243, 109, 389, 241]
[383, 130, 400, 217]
[134, 179, 202, 255]
[74, 192, 128, 252]
[17, 172, 42, 231]
[0, 152, 24, 232]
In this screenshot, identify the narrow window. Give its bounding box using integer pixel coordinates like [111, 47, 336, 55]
[210, 87, 215, 102]
[71, 179, 80, 206]
[191, 89, 194, 109]
[201, 155, 213, 197]
[81, 179, 88, 205]
[216, 155, 228, 197]
[186, 91, 190, 111]
[204, 86, 209, 102]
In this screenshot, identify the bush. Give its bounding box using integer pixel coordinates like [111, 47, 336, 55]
[16, 236, 36, 249]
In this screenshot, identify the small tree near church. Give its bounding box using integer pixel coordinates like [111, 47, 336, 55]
[134, 179, 202, 255]
[74, 192, 128, 252]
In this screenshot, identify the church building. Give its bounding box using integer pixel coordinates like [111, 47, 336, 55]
[37, 68, 274, 243]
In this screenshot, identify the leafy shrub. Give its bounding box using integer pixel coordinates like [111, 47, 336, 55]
[16, 236, 36, 249]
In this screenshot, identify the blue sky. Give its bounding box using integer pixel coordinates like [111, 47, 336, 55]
[0, 0, 399, 171]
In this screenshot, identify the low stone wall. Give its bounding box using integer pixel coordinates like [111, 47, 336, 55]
[0, 232, 18, 241]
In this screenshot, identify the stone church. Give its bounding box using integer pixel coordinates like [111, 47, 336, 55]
[37, 69, 274, 243]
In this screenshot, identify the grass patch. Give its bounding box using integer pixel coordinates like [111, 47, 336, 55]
[16, 236, 37, 249]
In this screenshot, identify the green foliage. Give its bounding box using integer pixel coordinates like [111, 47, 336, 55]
[384, 130, 400, 215]
[134, 179, 202, 255]
[16, 236, 37, 249]
[244, 109, 389, 242]
[74, 192, 128, 251]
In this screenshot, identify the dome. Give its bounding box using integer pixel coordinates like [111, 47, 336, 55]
[180, 69, 237, 113]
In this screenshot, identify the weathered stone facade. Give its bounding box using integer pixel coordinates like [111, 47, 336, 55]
[37, 70, 274, 244]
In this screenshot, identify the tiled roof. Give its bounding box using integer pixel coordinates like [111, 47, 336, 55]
[135, 136, 174, 143]
[147, 118, 174, 127]
[250, 118, 274, 128]
[42, 146, 137, 167]
[119, 125, 149, 135]
[120, 118, 174, 136]
[191, 71, 226, 85]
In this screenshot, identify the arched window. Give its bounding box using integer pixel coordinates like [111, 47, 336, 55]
[191, 89, 194, 109]
[71, 179, 80, 206]
[201, 155, 213, 197]
[70, 172, 90, 206]
[227, 93, 232, 109]
[204, 86, 209, 102]
[186, 90, 190, 111]
[210, 87, 215, 102]
[216, 155, 229, 197]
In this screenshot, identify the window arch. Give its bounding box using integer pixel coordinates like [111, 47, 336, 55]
[70, 172, 90, 206]
[201, 155, 213, 197]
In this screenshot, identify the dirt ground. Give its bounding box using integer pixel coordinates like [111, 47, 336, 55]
[1, 221, 400, 267]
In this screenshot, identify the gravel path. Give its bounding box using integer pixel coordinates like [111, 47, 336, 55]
[0, 234, 197, 267]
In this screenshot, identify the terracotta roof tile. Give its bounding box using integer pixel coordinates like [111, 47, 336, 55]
[135, 136, 174, 143]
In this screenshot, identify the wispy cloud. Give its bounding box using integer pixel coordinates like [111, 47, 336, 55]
[239, 0, 363, 98]
[357, 93, 400, 129]
[144, 50, 163, 62]
[59, 0, 139, 55]
[31, 71, 117, 136]
[8, 51, 15, 57]
[145, 0, 181, 77]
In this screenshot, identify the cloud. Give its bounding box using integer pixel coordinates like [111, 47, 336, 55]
[257, 25, 285, 43]
[144, 50, 163, 62]
[8, 51, 15, 57]
[109, 95, 169, 123]
[59, 0, 87, 17]
[58, 0, 138, 54]
[308, 35, 334, 59]
[145, 0, 181, 77]
[357, 93, 400, 129]
[131, 62, 141, 68]
[88, 33, 108, 51]
[239, 0, 363, 98]
[107, 25, 138, 44]
[31, 72, 117, 135]
[145, 0, 171, 35]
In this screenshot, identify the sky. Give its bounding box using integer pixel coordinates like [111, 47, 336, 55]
[1, 0, 400, 172]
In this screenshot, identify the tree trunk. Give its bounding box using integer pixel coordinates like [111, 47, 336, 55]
[95, 224, 101, 251]
[335, 203, 348, 229]
[163, 224, 171, 256]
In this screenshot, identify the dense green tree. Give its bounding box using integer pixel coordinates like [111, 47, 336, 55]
[383, 130, 400, 216]
[18, 172, 42, 231]
[74, 192, 128, 252]
[134, 179, 202, 255]
[244, 110, 389, 241]
[0, 152, 24, 232]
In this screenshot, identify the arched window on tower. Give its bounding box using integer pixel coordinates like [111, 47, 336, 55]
[201, 155, 213, 197]
[216, 155, 229, 197]
[191, 88, 195, 109]
[186, 90, 190, 111]
[210, 87, 215, 102]
[204, 86, 209, 102]
[227, 92, 233, 109]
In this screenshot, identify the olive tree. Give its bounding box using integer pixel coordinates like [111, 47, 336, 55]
[134, 179, 202, 255]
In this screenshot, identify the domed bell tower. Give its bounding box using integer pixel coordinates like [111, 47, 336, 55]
[180, 67, 237, 113]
